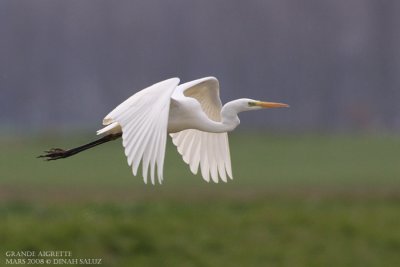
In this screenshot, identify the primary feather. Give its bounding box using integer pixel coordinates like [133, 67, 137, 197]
[98, 78, 179, 184]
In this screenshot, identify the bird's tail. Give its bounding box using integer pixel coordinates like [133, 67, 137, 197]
[38, 133, 122, 161]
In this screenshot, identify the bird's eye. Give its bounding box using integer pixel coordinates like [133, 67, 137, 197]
[248, 102, 257, 107]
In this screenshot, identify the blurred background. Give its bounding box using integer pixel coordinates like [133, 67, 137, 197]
[1, 0, 400, 133]
[1, 1, 399, 266]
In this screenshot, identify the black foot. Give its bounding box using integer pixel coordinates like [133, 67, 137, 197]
[37, 148, 69, 161]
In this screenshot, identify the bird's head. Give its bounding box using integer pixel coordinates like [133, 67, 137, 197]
[221, 98, 289, 126]
[234, 98, 289, 112]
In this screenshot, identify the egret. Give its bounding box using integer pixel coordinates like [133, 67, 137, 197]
[39, 77, 289, 184]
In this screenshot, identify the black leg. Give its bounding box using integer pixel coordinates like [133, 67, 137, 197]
[38, 133, 122, 161]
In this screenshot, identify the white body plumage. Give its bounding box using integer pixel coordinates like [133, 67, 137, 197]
[96, 77, 288, 184]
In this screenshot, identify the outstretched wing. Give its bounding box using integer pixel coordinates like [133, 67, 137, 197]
[99, 78, 180, 184]
[171, 129, 232, 182]
[170, 77, 233, 182]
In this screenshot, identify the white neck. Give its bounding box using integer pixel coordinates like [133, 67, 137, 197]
[168, 99, 254, 134]
[199, 100, 246, 133]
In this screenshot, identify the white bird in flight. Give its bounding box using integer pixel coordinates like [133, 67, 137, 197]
[39, 77, 289, 184]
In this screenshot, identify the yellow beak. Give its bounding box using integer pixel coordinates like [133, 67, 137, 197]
[255, 101, 289, 108]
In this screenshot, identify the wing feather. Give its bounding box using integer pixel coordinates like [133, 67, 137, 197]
[216, 134, 227, 182]
[189, 133, 201, 174]
[224, 135, 233, 179]
[171, 129, 232, 182]
[208, 133, 219, 183]
[199, 132, 210, 182]
[98, 78, 179, 184]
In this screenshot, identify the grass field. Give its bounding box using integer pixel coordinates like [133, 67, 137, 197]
[1, 134, 399, 266]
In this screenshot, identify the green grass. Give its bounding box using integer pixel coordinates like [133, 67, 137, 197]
[1, 133, 399, 187]
[2, 196, 400, 267]
[0, 134, 399, 266]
